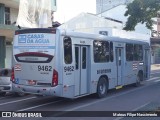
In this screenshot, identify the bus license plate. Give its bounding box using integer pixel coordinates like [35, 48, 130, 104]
[28, 80, 36, 85]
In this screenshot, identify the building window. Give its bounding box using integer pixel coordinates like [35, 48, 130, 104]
[5, 7, 11, 25]
[64, 37, 72, 64]
[54, 0, 57, 6]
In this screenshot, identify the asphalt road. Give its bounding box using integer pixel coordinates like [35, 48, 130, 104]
[0, 70, 160, 120]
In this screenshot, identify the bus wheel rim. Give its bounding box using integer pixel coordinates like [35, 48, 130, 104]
[100, 83, 106, 94]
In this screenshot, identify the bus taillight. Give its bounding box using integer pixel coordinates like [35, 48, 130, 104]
[52, 69, 58, 87]
[11, 67, 15, 83]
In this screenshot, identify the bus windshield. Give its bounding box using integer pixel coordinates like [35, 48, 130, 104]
[13, 30, 56, 63]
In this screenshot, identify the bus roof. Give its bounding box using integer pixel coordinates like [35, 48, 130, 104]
[15, 28, 56, 34]
[14, 28, 150, 45]
[59, 28, 150, 45]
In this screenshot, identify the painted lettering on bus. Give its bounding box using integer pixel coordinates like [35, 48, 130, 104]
[64, 66, 74, 72]
[18, 34, 50, 44]
[27, 34, 44, 39]
[118, 44, 121, 46]
[80, 41, 85, 44]
[26, 39, 49, 44]
[97, 69, 111, 74]
[38, 65, 52, 72]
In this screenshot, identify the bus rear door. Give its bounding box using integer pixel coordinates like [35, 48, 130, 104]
[75, 45, 89, 96]
[115, 47, 124, 88]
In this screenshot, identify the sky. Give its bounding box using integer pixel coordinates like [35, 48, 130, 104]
[54, 0, 96, 23]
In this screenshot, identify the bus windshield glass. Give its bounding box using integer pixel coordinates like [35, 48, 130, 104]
[13, 31, 56, 63]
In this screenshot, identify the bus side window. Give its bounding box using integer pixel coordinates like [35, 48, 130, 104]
[64, 37, 72, 64]
[75, 47, 79, 69]
[126, 44, 133, 61]
[93, 40, 109, 63]
[134, 44, 143, 61]
[138, 45, 143, 61]
[82, 47, 86, 69]
[134, 44, 138, 61]
[110, 42, 114, 62]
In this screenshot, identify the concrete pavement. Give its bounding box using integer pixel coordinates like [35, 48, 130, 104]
[151, 64, 160, 71]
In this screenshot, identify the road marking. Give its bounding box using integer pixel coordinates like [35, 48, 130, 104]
[17, 99, 64, 111]
[0, 97, 8, 100]
[114, 102, 151, 120]
[151, 71, 160, 75]
[146, 77, 160, 81]
[14, 83, 153, 112]
[132, 102, 151, 111]
[63, 85, 153, 112]
[154, 80, 160, 82]
[0, 97, 36, 106]
[9, 77, 160, 113]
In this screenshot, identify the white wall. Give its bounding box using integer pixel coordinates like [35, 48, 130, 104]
[10, 7, 18, 24]
[99, 5, 151, 35]
[5, 45, 12, 68]
[60, 13, 123, 30]
[99, 5, 127, 22]
[71, 27, 150, 42]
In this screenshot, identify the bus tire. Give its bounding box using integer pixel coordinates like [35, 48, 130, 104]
[135, 73, 143, 87]
[0, 92, 6, 96]
[96, 77, 108, 98]
[13, 92, 25, 97]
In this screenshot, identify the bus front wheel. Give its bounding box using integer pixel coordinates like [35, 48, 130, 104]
[96, 77, 108, 98]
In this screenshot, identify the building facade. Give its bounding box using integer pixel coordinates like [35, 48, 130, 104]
[150, 12, 160, 64]
[0, 0, 19, 68]
[96, 0, 133, 14]
[0, 0, 57, 68]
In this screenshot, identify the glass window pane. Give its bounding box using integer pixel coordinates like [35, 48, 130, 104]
[64, 37, 72, 64]
[82, 47, 86, 69]
[126, 44, 133, 61]
[110, 42, 114, 62]
[93, 40, 109, 63]
[134, 44, 143, 61]
[75, 47, 79, 69]
[139, 45, 143, 61]
[5, 7, 10, 25]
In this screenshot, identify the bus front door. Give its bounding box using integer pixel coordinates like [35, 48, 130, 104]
[75, 45, 89, 96]
[116, 48, 124, 87]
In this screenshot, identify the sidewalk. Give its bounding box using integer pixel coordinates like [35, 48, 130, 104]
[151, 64, 160, 71]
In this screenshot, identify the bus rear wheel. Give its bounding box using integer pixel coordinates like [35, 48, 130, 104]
[135, 73, 143, 87]
[0, 92, 6, 96]
[96, 77, 108, 98]
[13, 92, 25, 97]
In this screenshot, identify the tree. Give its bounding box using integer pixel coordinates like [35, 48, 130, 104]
[123, 0, 160, 31]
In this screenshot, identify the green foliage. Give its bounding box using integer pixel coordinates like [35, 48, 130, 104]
[123, 0, 160, 31]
